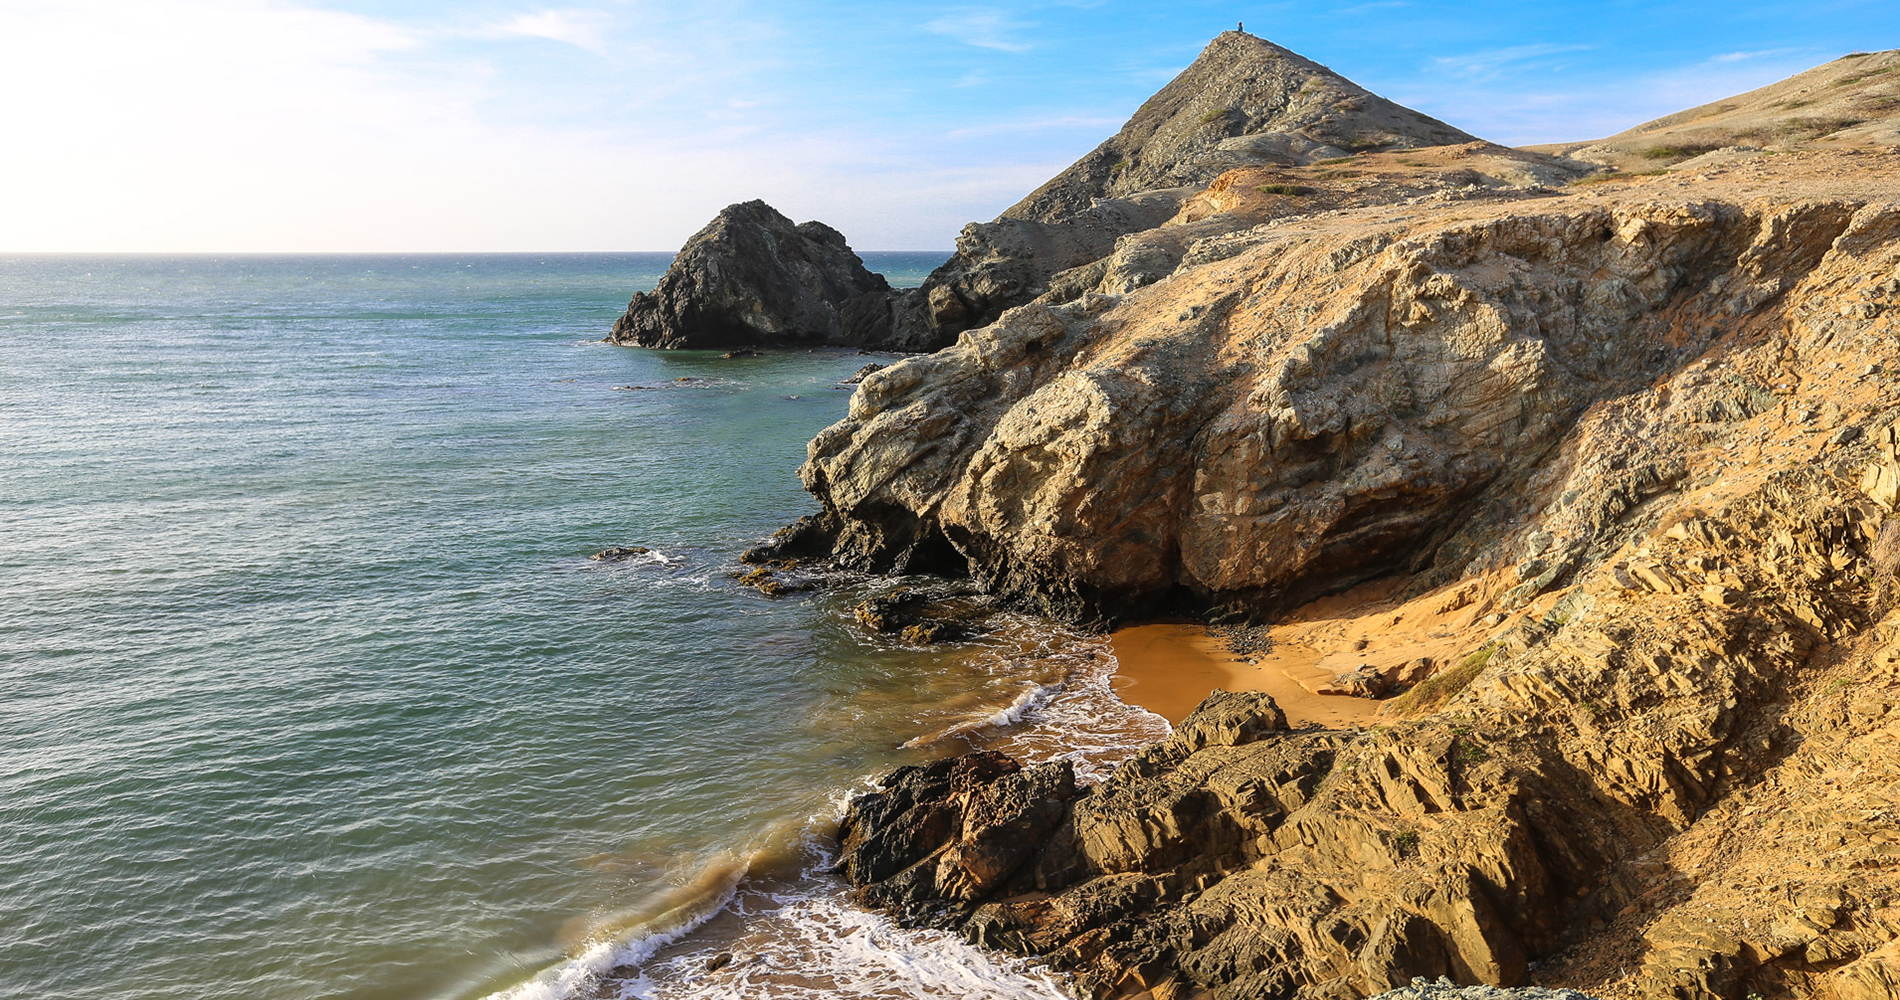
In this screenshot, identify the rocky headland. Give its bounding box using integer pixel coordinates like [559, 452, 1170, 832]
[743, 32, 1900, 1000]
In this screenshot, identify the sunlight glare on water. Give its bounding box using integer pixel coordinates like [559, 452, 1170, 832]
[0, 252, 1166, 1000]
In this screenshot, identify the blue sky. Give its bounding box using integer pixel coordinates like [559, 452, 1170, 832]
[2, 0, 1895, 251]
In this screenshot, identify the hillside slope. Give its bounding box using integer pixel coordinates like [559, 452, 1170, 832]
[1531, 49, 1900, 171]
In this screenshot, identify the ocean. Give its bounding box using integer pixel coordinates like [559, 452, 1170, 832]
[0, 254, 1168, 1000]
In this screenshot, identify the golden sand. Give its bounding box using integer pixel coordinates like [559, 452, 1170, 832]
[1107, 574, 1571, 729]
[1108, 622, 1382, 728]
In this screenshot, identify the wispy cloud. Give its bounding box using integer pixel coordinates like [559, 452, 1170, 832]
[944, 114, 1123, 139]
[926, 8, 1035, 53]
[1708, 47, 1807, 64]
[1431, 43, 1594, 81]
[486, 8, 615, 52]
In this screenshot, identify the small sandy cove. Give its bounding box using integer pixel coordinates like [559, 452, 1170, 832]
[1108, 575, 1565, 727]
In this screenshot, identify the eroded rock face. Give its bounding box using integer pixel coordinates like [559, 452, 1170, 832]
[839, 691, 1598, 998]
[816, 153, 1900, 1000]
[608, 200, 901, 350]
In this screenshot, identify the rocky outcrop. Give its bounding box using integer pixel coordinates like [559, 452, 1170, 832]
[891, 31, 1484, 345]
[809, 49, 1900, 1000]
[608, 200, 904, 350]
[839, 416, 1900, 998]
[796, 194, 1883, 622]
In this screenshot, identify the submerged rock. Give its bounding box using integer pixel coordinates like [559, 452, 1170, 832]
[608, 200, 898, 350]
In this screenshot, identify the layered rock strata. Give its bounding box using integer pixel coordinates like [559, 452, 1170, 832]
[608, 200, 903, 350]
[804, 49, 1900, 1000]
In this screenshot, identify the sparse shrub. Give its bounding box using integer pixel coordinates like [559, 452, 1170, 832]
[1569, 169, 1670, 186]
[1637, 143, 1725, 161]
[1256, 183, 1312, 196]
[1453, 737, 1491, 765]
[1834, 66, 1896, 87]
[1109, 159, 1129, 173]
[1317, 156, 1359, 165]
[1781, 116, 1869, 138]
[1393, 830, 1419, 853]
[1200, 108, 1233, 124]
[1391, 644, 1494, 715]
[1344, 137, 1394, 152]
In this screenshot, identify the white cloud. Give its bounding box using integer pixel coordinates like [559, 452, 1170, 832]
[0, 0, 1070, 250]
[1388, 48, 1829, 146]
[486, 8, 615, 52]
[1430, 43, 1594, 81]
[944, 115, 1124, 139]
[926, 8, 1035, 53]
[1709, 47, 1807, 64]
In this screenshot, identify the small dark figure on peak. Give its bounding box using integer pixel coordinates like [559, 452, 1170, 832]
[1237, 20, 1244, 32]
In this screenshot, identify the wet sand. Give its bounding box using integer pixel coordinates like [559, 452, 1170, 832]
[1108, 573, 1574, 731]
[1108, 623, 1383, 728]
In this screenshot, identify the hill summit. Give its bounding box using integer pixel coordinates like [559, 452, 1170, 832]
[893, 31, 1484, 343]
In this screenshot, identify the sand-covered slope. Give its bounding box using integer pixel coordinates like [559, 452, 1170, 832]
[1532, 49, 1900, 171]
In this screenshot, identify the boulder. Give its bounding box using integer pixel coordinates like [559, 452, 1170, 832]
[608, 200, 897, 349]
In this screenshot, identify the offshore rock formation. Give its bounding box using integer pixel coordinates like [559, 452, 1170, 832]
[608, 200, 902, 350]
[810, 41, 1900, 1000]
[889, 31, 1480, 346]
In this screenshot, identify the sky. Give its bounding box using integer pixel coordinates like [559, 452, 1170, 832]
[2, 0, 1896, 252]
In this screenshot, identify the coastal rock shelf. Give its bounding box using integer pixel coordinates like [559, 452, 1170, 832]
[798, 33, 1900, 1000]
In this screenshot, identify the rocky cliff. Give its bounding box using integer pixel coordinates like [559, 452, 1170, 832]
[608, 199, 906, 350]
[795, 47, 1900, 1000]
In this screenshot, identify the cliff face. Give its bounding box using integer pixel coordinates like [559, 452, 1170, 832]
[891, 31, 1482, 346]
[798, 46, 1900, 1000]
[609, 200, 906, 350]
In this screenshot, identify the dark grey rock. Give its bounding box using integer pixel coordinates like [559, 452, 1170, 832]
[608, 200, 898, 350]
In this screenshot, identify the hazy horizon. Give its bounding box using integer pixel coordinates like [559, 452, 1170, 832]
[4, 0, 1896, 254]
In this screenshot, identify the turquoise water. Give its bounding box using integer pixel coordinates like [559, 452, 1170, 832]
[0, 254, 1162, 1000]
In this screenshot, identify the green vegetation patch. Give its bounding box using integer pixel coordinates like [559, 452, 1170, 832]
[1317, 156, 1359, 165]
[1835, 66, 1897, 87]
[1201, 108, 1234, 124]
[1781, 115, 1870, 138]
[1391, 644, 1494, 715]
[1256, 183, 1313, 196]
[1636, 142, 1725, 161]
[1568, 169, 1669, 187]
